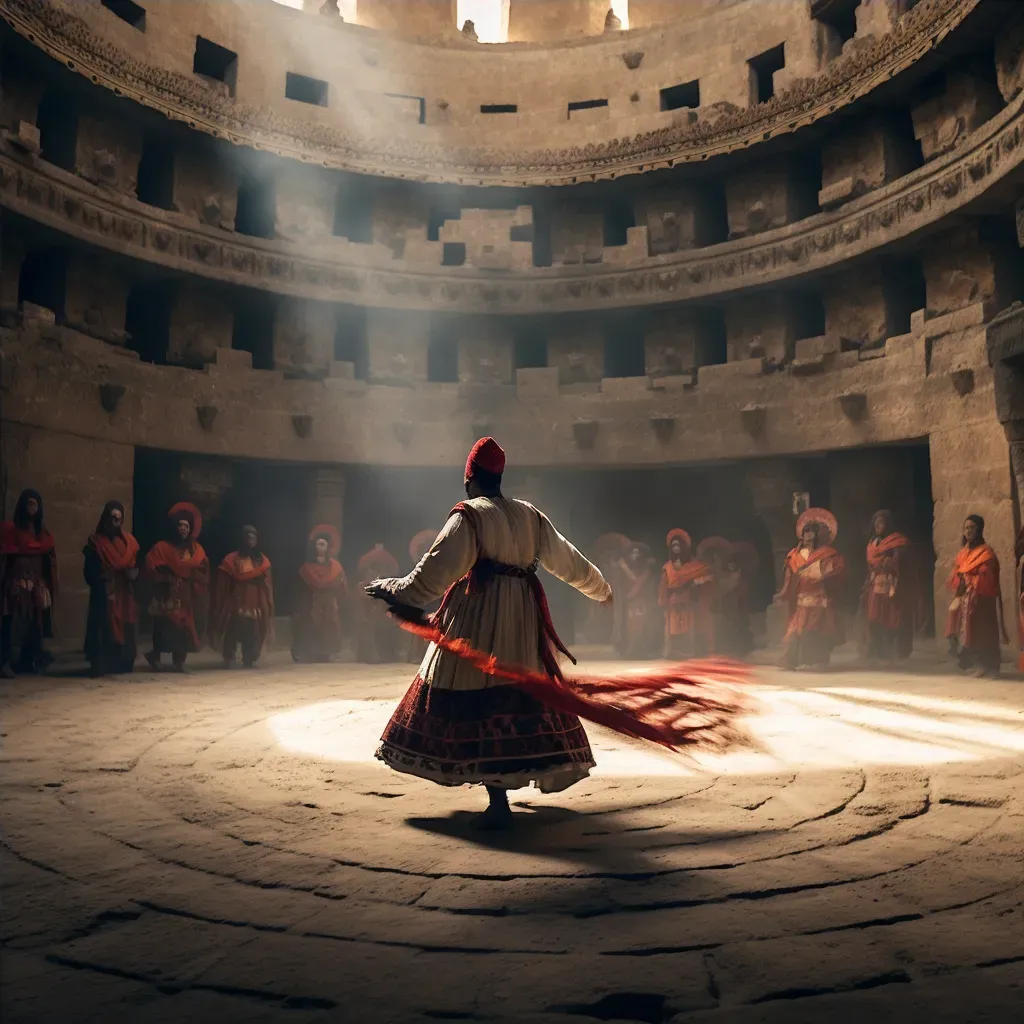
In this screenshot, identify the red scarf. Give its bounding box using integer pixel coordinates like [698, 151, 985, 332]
[299, 559, 346, 590]
[384, 502, 752, 755]
[662, 559, 711, 587]
[88, 531, 140, 644]
[785, 545, 838, 573]
[951, 543, 997, 579]
[867, 533, 909, 568]
[218, 551, 272, 581]
[0, 522, 56, 556]
[146, 540, 208, 578]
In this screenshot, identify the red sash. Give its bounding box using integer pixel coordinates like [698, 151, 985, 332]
[866, 533, 909, 568]
[88, 532, 140, 644]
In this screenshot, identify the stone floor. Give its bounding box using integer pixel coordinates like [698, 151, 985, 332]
[2, 652, 1023, 1023]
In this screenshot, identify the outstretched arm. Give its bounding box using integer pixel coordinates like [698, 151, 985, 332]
[369, 514, 476, 608]
[537, 513, 611, 603]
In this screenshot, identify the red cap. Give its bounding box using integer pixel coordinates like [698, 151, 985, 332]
[465, 437, 506, 479]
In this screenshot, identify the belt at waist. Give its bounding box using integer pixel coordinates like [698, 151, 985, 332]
[474, 558, 538, 580]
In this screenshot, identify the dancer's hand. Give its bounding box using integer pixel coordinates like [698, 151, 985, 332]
[600, 593, 613, 608]
[364, 580, 389, 601]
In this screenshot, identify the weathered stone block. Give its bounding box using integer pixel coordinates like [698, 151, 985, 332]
[601, 375, 651, 399]
[995, 17, 1024, 102]
[516, 366, 559, 400]
[699, 358, 765, 388]
[911, 69, 1002, 162]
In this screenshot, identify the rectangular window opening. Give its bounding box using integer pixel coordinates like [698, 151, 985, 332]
[749, 43, 785, 104]
[101, 0, 146, 31]
[36, 92, 77, 171]
[193, 36, 238, 97]
[660, 80, 700, 112]
[333, 180, 374, 243]
[18, 247, 67, 319]
[136, 137, 175, 210]
[385, 93, 426, 125]
[125, 281, 173, 365]
[442, 242, 467, 267]
[427, 329, 459, 383]
[480, 103, 518, 114]
[811, 0, 858, 44]
[235, 173, 276, 239]
[232, 294, 275, 371]
[568, 98, 609, 116]
[285, 72, 329, 107]
[333, 306, 368, 380]
[514, 331, 548, 370]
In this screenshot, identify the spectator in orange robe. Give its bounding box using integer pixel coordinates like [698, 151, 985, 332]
[947, 514, 1006, 677]
[212, 525, 274, 668]
[83, 500, 139, 677]
[658, 529, 714, 658]
[292, 525, 347, 664]
[0, 489, 57, 677]
[356, 542, 400, 663]
[779, 509, 845, 669]
[861, 510, 916, 664]
[144, 503, 209, 673]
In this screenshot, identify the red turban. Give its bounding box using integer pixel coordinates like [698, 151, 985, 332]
[465, 437, 506, 479]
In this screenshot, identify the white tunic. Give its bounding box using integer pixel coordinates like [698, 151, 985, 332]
[378, 496, 610, 691]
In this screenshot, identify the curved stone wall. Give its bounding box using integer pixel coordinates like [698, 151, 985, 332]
[0, 0, 978, 184]
[3, 88, 1021, 313]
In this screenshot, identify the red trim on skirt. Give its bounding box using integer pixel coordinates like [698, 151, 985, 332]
[376, 675, 595, 791]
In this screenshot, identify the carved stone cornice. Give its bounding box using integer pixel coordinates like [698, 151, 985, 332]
[3, 92, 1023, 312]
[0, 0, 981, 185]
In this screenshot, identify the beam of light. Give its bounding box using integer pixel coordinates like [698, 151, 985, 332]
[268, 687, 1024, 777]
[457, 0, 509, 43]
[611, 0, 629, 29]
[270, 0, 305, 9]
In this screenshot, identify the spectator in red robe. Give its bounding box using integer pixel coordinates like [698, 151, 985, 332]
[947, 514, 1007, 677]
[144, 503, 209, 673]
[861, 510, 916, 664]
[779, 509, 845, 669]
[0, 489, 57, 677]
[292, 525, 347, 664]
[618, 541, 658, 659]
[212, 525, 274, 668]
[356, 542, 400, 662]
[658, 529, 714, 658]
[83, 500, 139, 677]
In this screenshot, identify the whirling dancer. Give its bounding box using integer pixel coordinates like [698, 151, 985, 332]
[405, 528, 439, 664]
[292, 525, 347, 664]
[366, 437, 750, 829]
[144, 502, 209, 673]
[779, 508, 845, 670]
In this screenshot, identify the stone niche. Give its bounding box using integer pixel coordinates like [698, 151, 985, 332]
[439, 208, 534, 271]
[63, 251, 129, 342]
[366, 308, 429, 384]
[550, 205, 606, 266]
[74, 113, 142, 196]
[0, 58, 42, 132]
[635, 186, 724, 256]
[549, 321, 604, 386]
[911, 65, 1003, 163]
[823, 262, 921, 352]
[923, 223, 1021, 318]
[373, 185, 428, 259]
[644, 308, 724, 377]
[273, 299, 334, 377]
[725, 156, 820, 240]
[995, 15, 1024, 103]
[456, 318, 514, 385]
[819, 114, 920, 209]
[168, 281, 233, 366]
[724, 293, 814, 366]
[172, 144, 238, 231]
[274, 163, 337, 243]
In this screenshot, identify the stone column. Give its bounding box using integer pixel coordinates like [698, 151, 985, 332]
[309, 468, 345, 547]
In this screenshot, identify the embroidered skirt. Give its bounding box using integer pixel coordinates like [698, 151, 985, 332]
[376, 675, 595, 792]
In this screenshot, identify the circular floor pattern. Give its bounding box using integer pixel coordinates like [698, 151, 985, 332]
[2, 657, 1023, 1023]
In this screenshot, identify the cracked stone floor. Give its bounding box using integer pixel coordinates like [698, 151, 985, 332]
[2, 652, 1024, 1023]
